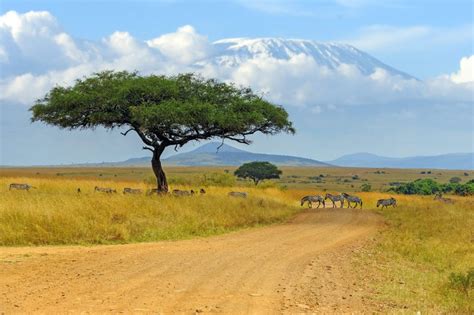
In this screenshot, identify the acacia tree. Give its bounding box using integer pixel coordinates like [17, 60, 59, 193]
[30, 71, 295, 192]
[234, 161, 282, 185]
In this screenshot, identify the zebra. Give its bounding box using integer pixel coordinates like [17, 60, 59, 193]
[228, 191, 247, 198]
[9, 183, 36, 191]
[434, 193, 454, 204]
[342, 193, 363, 209]
[300, 195, 325, 208]
[376, 197, 397, 209]
[172, 189, 194, 196]
[94, 186, 117, 193]
[324, 193, 344, 208]
[123, 188, 143, 195]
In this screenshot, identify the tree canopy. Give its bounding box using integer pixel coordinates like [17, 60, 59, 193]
[30, 71, 295, 191]
[234, 161, 282, 185]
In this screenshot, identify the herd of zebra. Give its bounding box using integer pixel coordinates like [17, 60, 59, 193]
[94, 186, 208, 196]
[11, 183, 456, 208]
[300, 193, 398, 209]
[8, 183, 248, 198]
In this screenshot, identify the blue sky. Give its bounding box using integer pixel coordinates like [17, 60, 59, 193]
[0, 0, 473, 165]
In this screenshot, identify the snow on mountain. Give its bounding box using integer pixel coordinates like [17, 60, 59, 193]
[199, 37, 414, 79]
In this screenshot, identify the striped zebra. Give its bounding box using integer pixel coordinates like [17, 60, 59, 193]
[376, 197, 397, 209]
[228, 191, 247, 198]
[9, 183, 36, 191]
[342, 193, 363, 209]
[123, 188, 142, 195]
[94, 186, 117, 193]
[300, 195, 325, 208]
[324, 193, 344, 208]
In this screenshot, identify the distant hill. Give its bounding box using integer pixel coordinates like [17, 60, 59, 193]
[116, 142, 331, 167]
[327, 152, 474, 170]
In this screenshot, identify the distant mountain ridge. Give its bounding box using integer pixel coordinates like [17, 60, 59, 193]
[327, 152, 474, 170]
[116, 142, 331, 167]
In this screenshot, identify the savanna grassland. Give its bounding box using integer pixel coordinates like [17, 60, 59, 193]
[0, 166, 473, 312]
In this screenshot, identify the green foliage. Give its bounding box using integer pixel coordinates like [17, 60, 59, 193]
[234, 161, 282, 185]
[390, 178, 440, 195]
[449, 269, 474, 296]
[390, 178, 474, 196]
[360, 183, 372, 192]
[30, 71, 294, 144]
[449, 177, 462, 184]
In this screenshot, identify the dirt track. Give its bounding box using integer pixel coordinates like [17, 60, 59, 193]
[0, 209, 383, 314]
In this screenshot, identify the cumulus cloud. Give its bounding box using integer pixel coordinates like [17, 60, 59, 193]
[450, 55, 474, 84]
[147, 25, 212, 64]
[0, 10, 472, 115]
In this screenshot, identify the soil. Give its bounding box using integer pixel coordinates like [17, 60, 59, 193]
[0, 209, 385, 314]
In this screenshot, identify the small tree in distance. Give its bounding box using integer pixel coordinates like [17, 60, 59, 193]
[234, 161, 282, 185]
[30, 71, 295, 192]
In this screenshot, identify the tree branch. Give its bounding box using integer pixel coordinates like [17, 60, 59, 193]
[121, 128, 134, 136]
[132, 127, 153, 146]
[216, 138, 225, 152]
[142, 146, 154, 152]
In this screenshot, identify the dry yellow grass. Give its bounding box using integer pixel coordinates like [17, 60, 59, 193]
[1, 169, 472, 312]
[360, 194, 474, 313]
[0, 177, 299, 246]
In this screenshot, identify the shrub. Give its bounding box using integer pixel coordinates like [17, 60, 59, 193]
[391, 179, 474, 196]
[361, 183, 371, 192]
[390, 179, 440, 195]
[448, 269, 474, 296]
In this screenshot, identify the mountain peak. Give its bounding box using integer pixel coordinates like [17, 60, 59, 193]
[190, 142, 247, 154]
[208, 37, 414, 79]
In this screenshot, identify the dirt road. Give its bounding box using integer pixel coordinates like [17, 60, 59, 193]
[0, 209, 383, 314]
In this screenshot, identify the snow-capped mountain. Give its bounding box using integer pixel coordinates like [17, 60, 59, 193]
[201, 38, 414, 79]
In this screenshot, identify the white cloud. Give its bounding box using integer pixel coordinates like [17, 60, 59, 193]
[0, 10, 472, 115]
[450, 55, 474, 84]
[147, 25, 212, 64]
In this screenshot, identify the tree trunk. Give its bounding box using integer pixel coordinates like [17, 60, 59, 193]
[151, 147, 168, 193]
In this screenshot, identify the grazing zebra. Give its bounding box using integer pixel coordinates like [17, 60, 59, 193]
[9, 183, 36, 191]
[123, 187, 143, 195]
[434, 193, 454, 204]
[376, 197, 397, 209]
[342, 193, 363, 209]
[94, 186, 117, 193]
[228, 191, 247, 198]
[324, 193, 344, 208]
[300, 195, 325, 208]
[172, 189, 194, 196]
